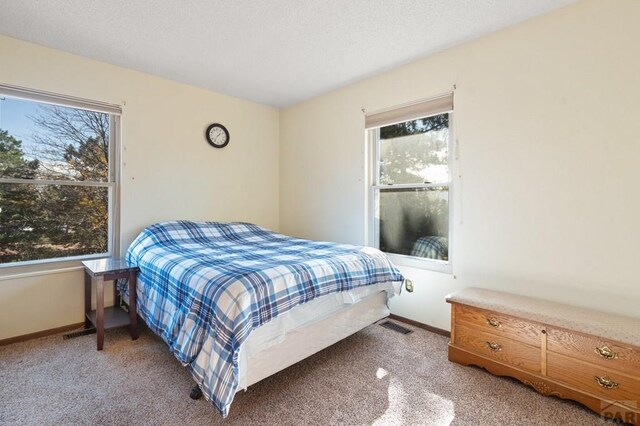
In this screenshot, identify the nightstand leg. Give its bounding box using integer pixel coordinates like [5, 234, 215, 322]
[96, 276, 105, 351]
[84, 271, 92, 329]
[114, 279, 121, 308]
[129, 270, 138, 340]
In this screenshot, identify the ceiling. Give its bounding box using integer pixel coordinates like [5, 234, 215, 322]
[0, 1, 575, 108]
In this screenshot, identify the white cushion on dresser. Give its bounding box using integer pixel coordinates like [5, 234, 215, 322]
[446, 287, 640, 347]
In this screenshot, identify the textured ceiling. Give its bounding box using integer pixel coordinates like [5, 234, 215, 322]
[0, 0, 575, 107]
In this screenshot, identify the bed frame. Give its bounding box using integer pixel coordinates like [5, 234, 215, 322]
[189, 290, 390, 399]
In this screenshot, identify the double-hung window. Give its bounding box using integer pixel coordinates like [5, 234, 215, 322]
[366, 93, 453, 272]
[0, 85, 121, 267]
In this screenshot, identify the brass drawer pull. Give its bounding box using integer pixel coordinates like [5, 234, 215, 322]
[594, 345, 618, 360]
[486, 342, 502, 352]
[594, 375, 619, 389]
[486, 317, 502, 328]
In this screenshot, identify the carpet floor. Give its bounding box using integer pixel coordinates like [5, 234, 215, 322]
[0, 321, 614, 425]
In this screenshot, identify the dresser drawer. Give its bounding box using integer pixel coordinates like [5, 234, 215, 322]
[454, 324, 541, 373]
[547, 352, 640, 407]
[454, 304, 543, 347]
[547, 328, 640, 377]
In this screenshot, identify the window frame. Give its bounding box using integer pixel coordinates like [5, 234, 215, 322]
[365, 102, 454, 274]
[0, 84, 121, 270]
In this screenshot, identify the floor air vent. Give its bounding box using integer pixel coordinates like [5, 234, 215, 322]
[63, 329, 96, 340]
[379, 321, 413, 335]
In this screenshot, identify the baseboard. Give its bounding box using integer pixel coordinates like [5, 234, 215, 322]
[1, 316, 448, 346]
[389, 314, 451, 338]
[0, 322, 85, 346]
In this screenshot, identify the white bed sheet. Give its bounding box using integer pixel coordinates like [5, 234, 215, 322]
[237, 281, 400, 389]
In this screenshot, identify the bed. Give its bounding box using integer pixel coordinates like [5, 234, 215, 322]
[122, 220, 404, 417]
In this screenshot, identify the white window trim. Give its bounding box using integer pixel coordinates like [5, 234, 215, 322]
[365, 104, 454, 274]
[0, 84, 122, 272]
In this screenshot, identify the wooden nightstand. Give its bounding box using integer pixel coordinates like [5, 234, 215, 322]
[82, 258, 139, 350]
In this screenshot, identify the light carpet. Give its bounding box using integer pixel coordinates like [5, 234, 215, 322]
[0, 322, 612, 425]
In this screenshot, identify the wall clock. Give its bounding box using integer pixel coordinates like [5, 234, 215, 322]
[205, 123, 230, 148]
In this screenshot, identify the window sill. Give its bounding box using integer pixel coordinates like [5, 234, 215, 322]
[0, 253, 110, 282]
[386, 253, 452, 274]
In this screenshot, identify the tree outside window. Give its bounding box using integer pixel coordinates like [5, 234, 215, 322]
[0, 95, 116, 265]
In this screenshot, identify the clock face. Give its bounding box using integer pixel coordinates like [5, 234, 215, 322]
[205, 123, 229, 148]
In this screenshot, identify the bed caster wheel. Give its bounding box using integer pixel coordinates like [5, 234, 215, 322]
[190, 385, 203, 400]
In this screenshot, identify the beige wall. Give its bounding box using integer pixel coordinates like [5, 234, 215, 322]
[3, 0, 640, 341]
[0, 35, 280, 340]
[280, 0, 640, 330]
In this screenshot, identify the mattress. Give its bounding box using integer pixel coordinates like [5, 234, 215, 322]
[237, 281, 400, 389]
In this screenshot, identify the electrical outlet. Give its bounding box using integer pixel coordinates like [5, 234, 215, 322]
[405, 279, 414, 293]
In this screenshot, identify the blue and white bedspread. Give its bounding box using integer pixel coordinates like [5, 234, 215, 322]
[125, 221, 404, 417]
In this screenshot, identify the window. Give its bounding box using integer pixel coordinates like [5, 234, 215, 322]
[0, 85, 120, 266]
[366, 94, 453, 272]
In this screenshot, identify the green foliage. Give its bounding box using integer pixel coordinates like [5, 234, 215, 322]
[0, 106, 110, 264]
[0, 130, 39, 178]
[380, 114, 448, 139]
[33, 107, 110, 254]
[0, 130, 42, 260]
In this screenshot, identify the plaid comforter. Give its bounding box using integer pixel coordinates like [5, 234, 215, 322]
[125, 221, 403, 417]
[410, 236, 449, 261]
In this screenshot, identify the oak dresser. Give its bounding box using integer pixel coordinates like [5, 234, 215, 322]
[447, 287, 640, 425]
